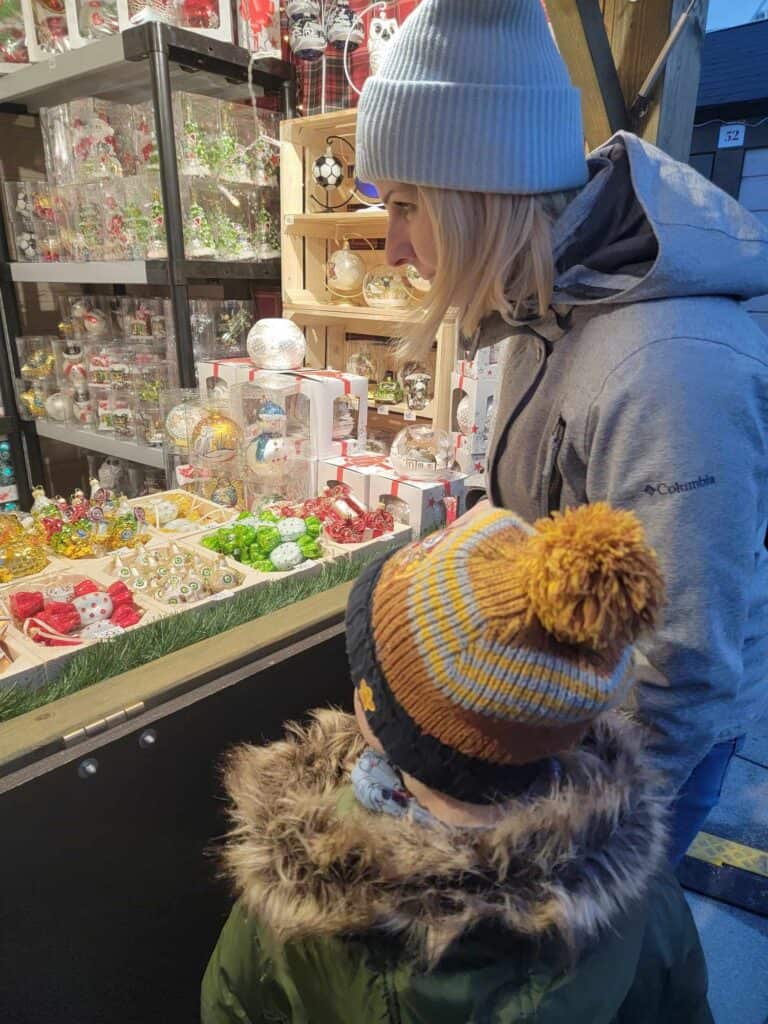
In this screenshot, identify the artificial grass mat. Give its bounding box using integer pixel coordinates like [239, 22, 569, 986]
[0, 548, 388, 725]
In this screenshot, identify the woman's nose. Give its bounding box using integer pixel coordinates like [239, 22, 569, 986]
[385, 225, 415, 267]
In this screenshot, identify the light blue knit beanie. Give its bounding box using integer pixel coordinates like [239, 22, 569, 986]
[356, 0, 588, 194]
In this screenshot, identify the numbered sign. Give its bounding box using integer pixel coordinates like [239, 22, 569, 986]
[718, 124, 746, 149]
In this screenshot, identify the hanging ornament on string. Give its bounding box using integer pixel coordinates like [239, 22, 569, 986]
[327, 0, 363, 51]
[368, 3, 399, 74]
[289, 12, 326, 61]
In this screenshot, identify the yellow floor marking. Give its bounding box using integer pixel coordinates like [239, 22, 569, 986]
[688, 832, 768, 878]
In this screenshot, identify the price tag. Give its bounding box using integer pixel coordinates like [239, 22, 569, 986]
[377, 405, 389, 416]
[403, 409, 417, 422]
[284, 214, 294, 226]
[718, 124, 746, 149]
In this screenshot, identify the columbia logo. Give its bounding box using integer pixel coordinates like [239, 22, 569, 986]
[643, 475, 716, 497]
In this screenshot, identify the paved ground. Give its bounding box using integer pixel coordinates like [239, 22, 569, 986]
[685, 714, 768, 1024]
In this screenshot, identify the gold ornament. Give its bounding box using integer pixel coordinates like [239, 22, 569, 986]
[190, 411, 242, 466]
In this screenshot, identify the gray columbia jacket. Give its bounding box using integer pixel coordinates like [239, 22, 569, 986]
[478, 131, 768, 788]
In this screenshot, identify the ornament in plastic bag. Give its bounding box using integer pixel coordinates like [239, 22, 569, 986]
[390, 424, 453, 481]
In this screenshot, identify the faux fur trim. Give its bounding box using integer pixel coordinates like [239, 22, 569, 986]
[221, 709, 667, 965]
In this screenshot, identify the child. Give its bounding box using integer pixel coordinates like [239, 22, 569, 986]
[202, 504, 712, 1023]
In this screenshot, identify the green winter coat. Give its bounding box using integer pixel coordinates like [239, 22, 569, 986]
[202, 710, 713, 1024]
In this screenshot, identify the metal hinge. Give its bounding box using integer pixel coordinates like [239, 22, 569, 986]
[62, 702, 146, 748]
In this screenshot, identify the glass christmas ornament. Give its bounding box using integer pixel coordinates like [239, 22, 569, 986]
[327, 0, 363, 51]
[244, 432, 285, 474]
[289, 14, 326, 61]
[374, 369, 403, 406]
[252, 196, 280, 258]
[190, 409, 242, 466]
[4, 182, 37, 262]
[326, 241, 365, 302]
[332, 398, 355, 440]
[363, 266, 412, 310]
[403, 370, 432, 412]
[346, 351, 375, 382]
[246, 318, 306, 370]
[164, 399, 205, 449]
[184, 198, 216, 258]
[455, 393, 473, 436]
[404, 263, 431, 297]
[44, 391, 73, 422]
[390, 425, 453, 481]
[368, 5, 398, 74]
[285, 0, 319, 20]
[312, 144, 345, 189]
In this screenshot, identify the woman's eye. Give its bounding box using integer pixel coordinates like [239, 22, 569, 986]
[394, 202, 415, 217]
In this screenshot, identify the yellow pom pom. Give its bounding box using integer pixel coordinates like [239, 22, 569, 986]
[516, 503, 664, 651]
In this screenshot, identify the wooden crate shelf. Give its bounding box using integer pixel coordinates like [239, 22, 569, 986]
[283, 210, 389, 239]
[280, 107, 457, 431]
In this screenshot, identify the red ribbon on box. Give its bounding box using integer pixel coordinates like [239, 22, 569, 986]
[291, 369, 354, 396]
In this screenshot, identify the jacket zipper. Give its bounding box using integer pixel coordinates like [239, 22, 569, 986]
[489, 335, 548, 507]
[543, 415, 566, 515]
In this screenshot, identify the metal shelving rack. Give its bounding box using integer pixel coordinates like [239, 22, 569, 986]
[0, 22, 295, 494]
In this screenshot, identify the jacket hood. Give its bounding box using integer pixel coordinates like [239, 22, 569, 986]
[552, 131, 768, 306]
[221, 709, 667, 966]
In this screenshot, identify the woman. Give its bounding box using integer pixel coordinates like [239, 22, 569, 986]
[356, 0, 768, 864]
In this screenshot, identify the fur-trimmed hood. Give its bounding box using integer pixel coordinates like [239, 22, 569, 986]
[221, 709, 667, 965]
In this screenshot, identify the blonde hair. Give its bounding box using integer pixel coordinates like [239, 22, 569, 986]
[398, 187, 570, 362]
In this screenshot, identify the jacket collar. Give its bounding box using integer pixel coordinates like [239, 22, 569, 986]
[221, 709, 666, 965]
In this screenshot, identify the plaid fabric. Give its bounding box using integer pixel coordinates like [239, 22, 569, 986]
[285, 1, 422, 118]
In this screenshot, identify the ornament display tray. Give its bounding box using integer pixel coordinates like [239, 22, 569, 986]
[128, 491, 238, 538]
[323, 522, 412, 560]
[0, 568, 167, 673]
[99, 538, 266, 614]
[0, 625, 48, 694]
[190, 526, 336, 582]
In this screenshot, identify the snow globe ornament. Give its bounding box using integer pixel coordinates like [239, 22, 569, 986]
[326, 241, 365, 303]
[332, 398, 355, 440]
[403, 369, 432, 412]
[368, 5, 399, 75]
[247, 318, 306, 370]
[45, 391, 73, 422]
[289, 15, 326, 61]
[363, 266, 412, 310]
[313, 145, 345, 190]
[390, 425, 453, 481]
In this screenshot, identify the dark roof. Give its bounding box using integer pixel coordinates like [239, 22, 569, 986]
[697, 19, 768, 108]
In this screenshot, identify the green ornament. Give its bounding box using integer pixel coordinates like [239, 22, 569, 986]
[304, 516, 322, 540]
[297, 536, 322, 560]
[254, 525, 281, 555]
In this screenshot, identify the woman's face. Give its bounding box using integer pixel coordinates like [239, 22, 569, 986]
[376, 180, 438, 281]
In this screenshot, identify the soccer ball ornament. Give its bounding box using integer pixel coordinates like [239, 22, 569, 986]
[390, 425, 453, 481]
[247, 318, 306, 370]
[313, 145, 345, 190]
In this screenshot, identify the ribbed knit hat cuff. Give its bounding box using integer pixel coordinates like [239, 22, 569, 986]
[357, 78, 589, 194]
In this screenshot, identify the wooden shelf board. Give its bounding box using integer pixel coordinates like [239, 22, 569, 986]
[283, 209, 388, 239]
[283, 298, 411, 333]
[281, 108, 358, 145]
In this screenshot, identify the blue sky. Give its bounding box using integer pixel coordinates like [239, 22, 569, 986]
[707, 0, 763, 31]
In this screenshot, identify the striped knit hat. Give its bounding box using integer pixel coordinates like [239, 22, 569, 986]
[346, 503, 664, 804]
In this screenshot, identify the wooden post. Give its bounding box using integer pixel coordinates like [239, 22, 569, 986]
[601, 0, 710, 161]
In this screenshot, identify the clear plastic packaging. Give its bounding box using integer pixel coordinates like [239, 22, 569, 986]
[211, 184, 258, 260]
[3, 181, 39, 262]
[236, 0, 280, 58]
[24, 0, 71, 58]
[182, 179, 217, 259]
[251, 188, 280, 259]
[0, 0, 30, 67]
[217, 103, 256, 184]
[28, 182, 60, 263]
[174, 93, 219, 178]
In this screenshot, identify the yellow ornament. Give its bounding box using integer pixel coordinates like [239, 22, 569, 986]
[190, 411, 242, 466]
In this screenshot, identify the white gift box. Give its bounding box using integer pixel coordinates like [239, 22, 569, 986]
[455, 339, 504, 380]
[288, 369, 368, 460]
[197, 357, 263, 397]
[369, 471, 466, 537]
[318, 453, 393, 508]
[451, 433, 487, 477]
[451, 371, 498, 454]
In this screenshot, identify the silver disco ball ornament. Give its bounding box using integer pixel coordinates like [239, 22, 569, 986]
[312, 145, 345, 189]
[247, 318, 307, 370]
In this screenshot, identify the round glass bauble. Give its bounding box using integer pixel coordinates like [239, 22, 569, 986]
[45, 391, 73, 422]
[327, 246, 365, 295]
[346, 351, 375, 380]
[362, 266, 412, 310]
[165, 401, 205, 448]
[246, 318, 306, 370]
[456, 393, 473, 436]
[244, 432, 286, 474]
[190, 411, 242, 466]
[390, 425, 453, 481]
